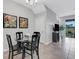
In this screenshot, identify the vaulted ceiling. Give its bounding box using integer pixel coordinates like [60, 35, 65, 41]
[12, 0, 75, 17]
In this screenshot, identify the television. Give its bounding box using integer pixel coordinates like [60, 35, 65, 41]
[53, 24, 59, 31]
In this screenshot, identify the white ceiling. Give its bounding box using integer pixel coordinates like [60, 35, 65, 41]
[12, 0, 75, 17]
[45, 0, 75, 17]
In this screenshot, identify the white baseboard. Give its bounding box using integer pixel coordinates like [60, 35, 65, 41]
[45, 41, 52, 45]
[40, 40, 52, 45]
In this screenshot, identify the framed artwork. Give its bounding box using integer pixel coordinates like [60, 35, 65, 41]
[19, 17, 28, 28]
[3, 13, 17, 28]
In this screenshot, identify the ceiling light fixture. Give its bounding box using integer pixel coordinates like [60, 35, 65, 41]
[26, 0, 38, 5]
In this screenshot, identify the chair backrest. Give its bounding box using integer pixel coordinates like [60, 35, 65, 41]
[31, 34, 40, 49]
[16, 32, 23, 40]
[33, 32, 40, 36]
[6, 34, 13, 50]
[33, 32, 40, 40]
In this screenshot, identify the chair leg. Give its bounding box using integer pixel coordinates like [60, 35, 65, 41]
[11, 52, 13, 59]
[31, 51, 33, 59]
[22, 48, 25, 59]
[36, 49, 39, 59]
[8, 51, 10, 59]
[33, 50, 34, 54]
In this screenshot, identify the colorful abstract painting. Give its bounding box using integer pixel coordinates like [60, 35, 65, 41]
[3, 13, 17, 28]
[19, 17, 28, 28]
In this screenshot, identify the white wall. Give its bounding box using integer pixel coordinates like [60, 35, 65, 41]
[34, 12, 47, 44]
[34, 5, 58, 44]
[45, 6, 58, 44]
[3, 0, 35, 51]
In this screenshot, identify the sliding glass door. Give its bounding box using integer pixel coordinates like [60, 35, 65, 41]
[65, 19, 75, 38]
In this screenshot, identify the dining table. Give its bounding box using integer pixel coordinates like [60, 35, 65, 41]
[16, 34, 32, 59]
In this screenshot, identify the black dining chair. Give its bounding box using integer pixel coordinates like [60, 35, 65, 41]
[33, 32, 40, 36]
[33, 32, 40, 53]
[16, 32, 23, 50]
[22, 34, 40, 59]
[6, 34, 21, 59]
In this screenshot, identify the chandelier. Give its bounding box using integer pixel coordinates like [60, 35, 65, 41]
[26, 0, 38, 5]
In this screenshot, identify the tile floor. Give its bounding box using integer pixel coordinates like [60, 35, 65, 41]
[3, 38, 75, 59]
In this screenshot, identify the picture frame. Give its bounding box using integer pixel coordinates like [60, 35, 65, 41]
[19, 17, 28, 28]
[3, 13, 17, 28]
